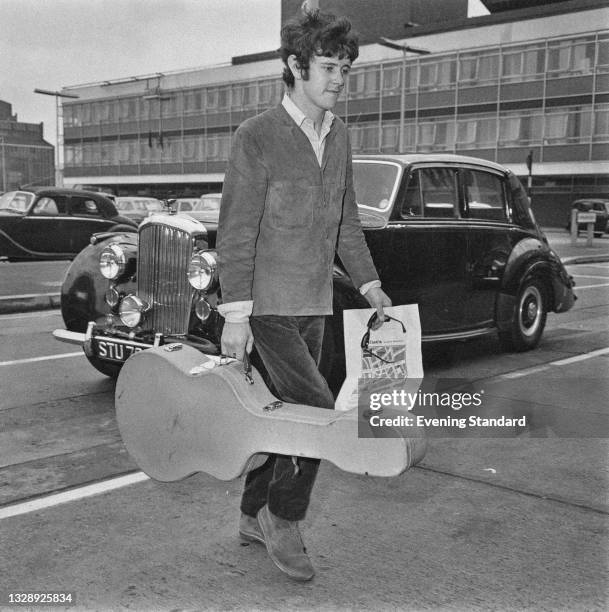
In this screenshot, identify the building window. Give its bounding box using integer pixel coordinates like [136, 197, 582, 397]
[419, 58, 456, 91]
[501, 46, 545, 82]
[348, 67, 380, 99]
[382, 64, 401, 95]
[218, 86, 230, 111]
[206, 88, 219, 110]
[459, 52, 499, 84]
[547, 38, 595, 76]
[381, 122, 399, 152]
[417, 119, 455, 152]
[259, 79, 282, 106]
[593, 104, 609, 141]
[232, 83, 257, 109]
[349, 122, 379, 152]
[206, 134, 231, 160]
[456, 116, 497, 148]
[597, 36, 609, 73]
[184, 89, 203, 114]
[119, 98, 137, 121]
[499, 112, 542, 145]
[544, 106, 592, 144]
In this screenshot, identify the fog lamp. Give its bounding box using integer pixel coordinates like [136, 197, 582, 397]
[100, 244, 126, 280]
[188, 250, 218, 291]
[105, 286, 120, 308]
[195, 296, 212, 322]
[119, 294, 147, 328]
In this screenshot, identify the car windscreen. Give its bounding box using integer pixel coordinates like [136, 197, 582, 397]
[0, 191, 33, 212]
[353, 161, 400, 211]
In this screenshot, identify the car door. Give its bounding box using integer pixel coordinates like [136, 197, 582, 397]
[461, 166, 514, 327]
[18, 195, 72, 255]
[67, 195, 115, 253]
[385, 164, 468, 334]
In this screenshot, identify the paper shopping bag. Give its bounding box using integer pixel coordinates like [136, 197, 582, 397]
[335, 305, 423, 411]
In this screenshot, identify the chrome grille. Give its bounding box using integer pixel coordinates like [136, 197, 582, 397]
[137, 218, 198, 335]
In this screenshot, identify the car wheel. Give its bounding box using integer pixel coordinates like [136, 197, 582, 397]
[499, 278, 548, 352]
[86, 354, 122, 378]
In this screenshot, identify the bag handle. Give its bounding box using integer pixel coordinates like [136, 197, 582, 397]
[360, 312, 406, 364]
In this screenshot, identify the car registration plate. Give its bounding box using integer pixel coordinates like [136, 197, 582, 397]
[96, 338, 146, 363]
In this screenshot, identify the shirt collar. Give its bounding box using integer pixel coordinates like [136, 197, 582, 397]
[282, 93, 334, 132]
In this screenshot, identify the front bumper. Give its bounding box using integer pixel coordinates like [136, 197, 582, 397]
[53, 321, 219, 364]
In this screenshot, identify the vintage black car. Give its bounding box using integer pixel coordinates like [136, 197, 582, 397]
[0, 188, 137, 261]
[53, 154, 575, 388]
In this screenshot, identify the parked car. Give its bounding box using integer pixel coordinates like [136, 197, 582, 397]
[0, 188, 137, 261]
[53, 154, 575, 388]
[565, 199, 609, 237]
[0, 190, 36, 213]
[169, 194, 221, 224]
[114, 196, 163, 225]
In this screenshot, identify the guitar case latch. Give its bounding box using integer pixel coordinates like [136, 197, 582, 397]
[263, 400, 283, 412]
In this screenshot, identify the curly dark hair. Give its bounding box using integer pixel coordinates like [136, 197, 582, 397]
[279, 9, 359, 88]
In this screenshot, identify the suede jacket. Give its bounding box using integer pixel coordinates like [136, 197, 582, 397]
[217, 103, 379, 317]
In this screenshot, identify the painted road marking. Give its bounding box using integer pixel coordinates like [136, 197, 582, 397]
[500, 347, 609, 380]
[0, 352, 83, 367]
[0, 472, 150, 520]
[0, 310, 60, 320]
[572, 283, 609, 290]
[570, 274, 609, 279]
[552, 347, 609, 366]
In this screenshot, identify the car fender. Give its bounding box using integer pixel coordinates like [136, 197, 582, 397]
[60, 232, 138, 333]
[495, 236, 566, 331]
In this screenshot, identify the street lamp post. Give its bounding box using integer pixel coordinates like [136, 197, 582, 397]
[378, 37, 430, 153]
[34, 88, 79, 187]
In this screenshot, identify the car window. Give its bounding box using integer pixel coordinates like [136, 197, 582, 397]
[0, 191, 33, 212]
[31, 196, 67, 216]
[70, 197, 100, 216]
[353, 161, 400, 210]
[402, 167, 458, 219]
[178, 201, 193, 211]
[196, 195, 222, 212]
[462, 169, 507, 222]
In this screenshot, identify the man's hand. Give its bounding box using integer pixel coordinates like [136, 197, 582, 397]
[221, 321, 254, 361]
[364, 286, 392, 329]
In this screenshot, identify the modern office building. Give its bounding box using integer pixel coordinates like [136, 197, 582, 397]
[61, 0, 609, 225]
[0, 100, 54, 192]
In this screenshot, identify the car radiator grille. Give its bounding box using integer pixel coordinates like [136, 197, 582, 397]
[137, 222, 195, 336]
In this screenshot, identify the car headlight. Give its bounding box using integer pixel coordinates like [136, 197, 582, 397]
[118, 294, 147, 327]
[188, 250, 218, 291]
[100, 244, 127, 280]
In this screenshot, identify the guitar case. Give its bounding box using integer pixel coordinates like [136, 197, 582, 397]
[115, 344, 427, 482]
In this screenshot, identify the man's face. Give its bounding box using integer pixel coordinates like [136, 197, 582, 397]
[299, 53, 352, 112]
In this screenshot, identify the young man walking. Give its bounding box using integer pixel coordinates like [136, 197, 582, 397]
[217, 9, 391, 581]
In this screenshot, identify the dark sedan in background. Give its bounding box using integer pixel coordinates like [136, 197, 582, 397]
[53, 154, 575, 385]
[0, 188, 137, 261]
[565, 199, 609, 237]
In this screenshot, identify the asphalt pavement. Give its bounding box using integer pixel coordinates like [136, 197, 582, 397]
[1, 228, 608, 315]
[1, 228, 608, 610]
